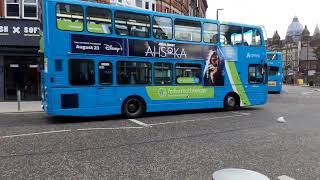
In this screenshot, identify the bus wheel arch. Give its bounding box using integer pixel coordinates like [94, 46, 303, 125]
[121, 95, 146, 118]
[224, 92, 240, 111]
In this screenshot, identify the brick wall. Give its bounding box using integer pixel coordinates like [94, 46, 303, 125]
[156, 0, 207, 18]
[0, 0, 4, 17]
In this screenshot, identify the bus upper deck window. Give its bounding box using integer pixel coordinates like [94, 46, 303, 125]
[175, 19, 201, 42]
[243, 28, 261, 46]
[87, 7, 112, 34]
[220, 25, 242, 46]
[56, 3, 83, 32]
[203, 23, 218, 43]
[153, 16, 173, 40]
[115, 11, 150, 38]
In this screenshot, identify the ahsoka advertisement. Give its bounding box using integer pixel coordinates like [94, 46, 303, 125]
[71, 34, 225, 89]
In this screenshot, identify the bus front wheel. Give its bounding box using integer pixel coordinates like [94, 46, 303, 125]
[122, 97, 146, 118]
[224, 93, 239, 111]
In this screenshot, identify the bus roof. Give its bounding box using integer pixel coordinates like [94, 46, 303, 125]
[47, 0, 263, 30]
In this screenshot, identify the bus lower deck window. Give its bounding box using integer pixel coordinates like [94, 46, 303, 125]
[248, 65, 264, 84]
[154, 62, 173, 85]
[117, 61, 152, 85]
[176, 64, 202, 84]
[69, 59, 95, 85]
[99, 62, 113, 84]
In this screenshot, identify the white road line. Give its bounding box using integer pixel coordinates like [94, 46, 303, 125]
[277, 175, 296, 180]
[301, 91, 313, 95]
[148, 114, 249, 126]
[128, 119, 152, 127]
[76, 126, 143, 131]
[231, 111, 252, 116]
[0, 111, 44, 115]
[1, 130, 71, 139]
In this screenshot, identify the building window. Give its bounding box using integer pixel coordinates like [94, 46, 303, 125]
[175, 19, 202, 42]
[203, 23, 218, 43]
[56, 3, 83, 32]
[165, 7, 169, 13]
[86, 7, 112, 34]
[176, 64, 202, 84]
[5, 0, 38, 19]
[154, 62, 173, 85]
[153, 16, 173, 40]
[145, 1, 149, 10]
[23, 0, 37, 18]
[117, 61, 152, 85]
[6, 0, 20, 18]
[115, 11, 150, 38]
[152, 3, 156, 11]
[136, 0, 142, 8]
[99, 62, 113, 85]
[69, 59, 95, 85]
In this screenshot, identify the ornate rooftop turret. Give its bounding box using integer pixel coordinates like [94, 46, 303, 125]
[286, 16, 304, 43]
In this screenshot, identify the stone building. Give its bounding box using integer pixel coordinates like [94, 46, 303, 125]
[0, 0, 208, 101]
[267, 16, 320, 85]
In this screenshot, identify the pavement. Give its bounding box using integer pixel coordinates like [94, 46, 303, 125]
[0, 85, 320, 180]
[0, 101, 42, 113]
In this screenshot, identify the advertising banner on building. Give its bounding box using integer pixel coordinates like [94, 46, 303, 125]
[0, 19, 40, 47]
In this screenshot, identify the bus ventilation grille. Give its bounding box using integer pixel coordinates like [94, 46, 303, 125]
[61, 94, 79, 109]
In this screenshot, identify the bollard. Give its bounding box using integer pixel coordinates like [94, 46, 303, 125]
[17, 90, 21, 112]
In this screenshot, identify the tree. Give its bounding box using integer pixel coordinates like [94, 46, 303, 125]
[314, 46, 320, 60]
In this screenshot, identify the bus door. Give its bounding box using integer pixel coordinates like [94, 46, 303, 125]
[96, 61, 117, 107]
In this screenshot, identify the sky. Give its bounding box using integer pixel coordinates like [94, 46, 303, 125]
[206, 0, 320, 39]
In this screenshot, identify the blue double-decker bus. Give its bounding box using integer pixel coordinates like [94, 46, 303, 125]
[267, 52, 283, 93]
[41, 0, 268, 117]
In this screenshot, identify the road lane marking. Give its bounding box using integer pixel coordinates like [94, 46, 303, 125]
[232, 111, 252, 116]
[148, 114, 250, 126]
[0, 111, 44, 115]
[0, 113, 252, 139]
[0, 126, 144, 139]
[128, 119, 152, 127]
[1, 130, 71, 139]
[301, 91, 312, 95]
[277, 175, 296, 180]
[76, 127, 143, 131]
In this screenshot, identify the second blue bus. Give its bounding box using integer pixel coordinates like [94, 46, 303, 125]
[267, 52, 283, 93]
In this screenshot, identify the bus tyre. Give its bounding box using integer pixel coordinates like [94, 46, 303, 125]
[224, 94, 238, 111]
[122, 97, 145, 118]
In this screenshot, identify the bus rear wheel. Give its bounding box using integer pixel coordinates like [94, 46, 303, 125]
[122, 97, 146, 118]
[224, 94, 239, 111]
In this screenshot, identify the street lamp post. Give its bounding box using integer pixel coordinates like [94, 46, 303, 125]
[216, 8, 224, 20]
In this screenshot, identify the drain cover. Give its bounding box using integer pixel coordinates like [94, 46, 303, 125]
[212, 168, 270, 180]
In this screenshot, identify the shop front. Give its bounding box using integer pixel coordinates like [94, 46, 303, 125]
[0, 19, 41, 101]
